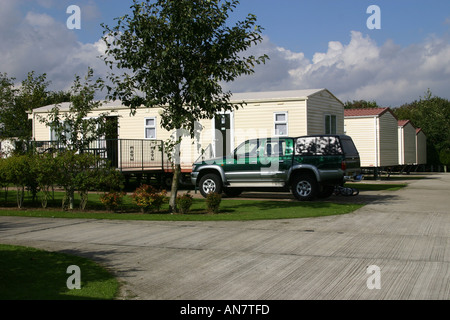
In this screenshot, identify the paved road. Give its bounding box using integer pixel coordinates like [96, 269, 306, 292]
[1, 174, 449, 300]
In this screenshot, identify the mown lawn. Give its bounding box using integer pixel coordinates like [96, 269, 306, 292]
[0, 244, 119, 300]
[0, 190, 364, 221]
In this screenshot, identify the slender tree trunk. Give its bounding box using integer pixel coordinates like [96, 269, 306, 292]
[17, 186, 25, 209]
[169, 163, 181, 213]
[169, 131, 182, 213]
[69, 191, 75, 210]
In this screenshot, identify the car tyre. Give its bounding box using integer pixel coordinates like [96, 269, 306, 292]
[199, 173, 222, 198]
[317, 185, 335, 199]
[291, 173, 318, 201]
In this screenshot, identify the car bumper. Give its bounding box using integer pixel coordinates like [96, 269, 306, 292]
[190, 172, 199, 186]
[344, 174, 363, 182]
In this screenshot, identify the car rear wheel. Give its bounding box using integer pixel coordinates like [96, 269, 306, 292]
[199, 174, 222, 198]
[317, 185, 335, 199]
[291, 173, 318, 201]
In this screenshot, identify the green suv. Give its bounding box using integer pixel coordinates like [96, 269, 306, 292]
[191, 135, 361, 201]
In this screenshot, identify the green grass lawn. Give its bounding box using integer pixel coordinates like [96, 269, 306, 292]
[0, 244, 119, 300]
[0, 190, 364, 221]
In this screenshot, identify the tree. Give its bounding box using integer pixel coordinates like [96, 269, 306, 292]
[38, 67, 108, 152]
[344, 100, 381, 109]
[0, 73, 16, 139]
[394, 89, 450, 165]
[0, 72, 71, 144]
[0, 72, 48, 141]
[101, 0, 268, 212]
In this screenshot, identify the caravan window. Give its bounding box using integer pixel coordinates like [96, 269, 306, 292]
[325, 115, 337, 134]
[274, 112, 288, 136]
[50, 121, 71, 141]
[145, 117, 157, 139]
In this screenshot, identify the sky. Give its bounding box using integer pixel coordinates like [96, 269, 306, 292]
[1, 0, 450, 107]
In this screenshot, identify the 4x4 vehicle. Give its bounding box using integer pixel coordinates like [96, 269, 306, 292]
[191, 135, 361, 201]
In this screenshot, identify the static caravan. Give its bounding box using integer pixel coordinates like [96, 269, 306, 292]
[30, 88, 345, 176]
[344, 108, 398, 168]
[398, 120, 417, 165]
[416, 128, 427, 165]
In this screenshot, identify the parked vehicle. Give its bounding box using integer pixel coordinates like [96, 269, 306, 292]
[191, 135, 361, 201]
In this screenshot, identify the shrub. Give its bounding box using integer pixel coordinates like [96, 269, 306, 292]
[206, 192, 222, 214]
[100, 191, 126, 212]
[54, 151, 96, 210]
[34, 153, 57, 209]
[2, 154, 37, 208]
[177, 192, 193, 214]
[132, 184, 168, 213]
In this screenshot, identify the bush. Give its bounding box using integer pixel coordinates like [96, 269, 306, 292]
[34, 153, 57, 209]
[206, 192, 222, 214]
[100, 191, 126, 212]
[177, 192, 193, 214]
[132, 184, 168, 213]
[1, 154, 37, 208]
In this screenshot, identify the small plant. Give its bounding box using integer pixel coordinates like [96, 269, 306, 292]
[177, 192, 193, 214]
[100, 191, 126, 212]
[132, 184, 168, 213]
[206, 192, 222, 214]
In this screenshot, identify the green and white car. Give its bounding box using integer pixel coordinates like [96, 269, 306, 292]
[191, 135, 361, 201]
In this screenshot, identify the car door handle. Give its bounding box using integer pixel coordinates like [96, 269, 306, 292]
[279, 160, 284, 163]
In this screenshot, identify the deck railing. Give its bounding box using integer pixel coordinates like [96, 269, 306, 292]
[30, 139, 173, 172]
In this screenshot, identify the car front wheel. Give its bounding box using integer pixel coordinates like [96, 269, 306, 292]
[291, 173, 318, 201]
[199, 173, 222, 198]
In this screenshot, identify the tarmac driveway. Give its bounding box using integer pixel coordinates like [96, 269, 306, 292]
[0, 174, 449, 300]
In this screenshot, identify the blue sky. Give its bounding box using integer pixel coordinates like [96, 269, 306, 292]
[2, 0, 450, 106]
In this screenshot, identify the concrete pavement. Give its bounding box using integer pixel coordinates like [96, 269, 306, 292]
[0, 174, 449, 300]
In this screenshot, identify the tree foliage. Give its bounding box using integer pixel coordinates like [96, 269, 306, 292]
[38, 68, 109, 152]
[0, 71, 71, 142]
[101, 0, 268, 212]
[0, 151, 124, 210]
[344, 100, 381, 109]
[393, 89, 450, 165]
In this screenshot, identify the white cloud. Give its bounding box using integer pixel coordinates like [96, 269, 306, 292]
[226, 31, 450, 106]
[2, 0, 449, 108]
[0, 2, 109, 96]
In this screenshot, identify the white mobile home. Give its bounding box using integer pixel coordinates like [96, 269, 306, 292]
[398, 120, 417, 165]
[344, 108, 398, 168]
[30, 88, 345, 173]
[416, 128, 427, 165]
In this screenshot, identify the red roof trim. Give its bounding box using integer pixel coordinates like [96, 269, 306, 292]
[344, 108, 398, 120]
[398, 120, 410, 127]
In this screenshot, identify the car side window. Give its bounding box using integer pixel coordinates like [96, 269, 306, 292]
[295, 137, 343, 156]
[235, 140, 259, 159]
[295, 137, 316, 155]
[317, 136, 343, 155]
[264, 140, 286, 157]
